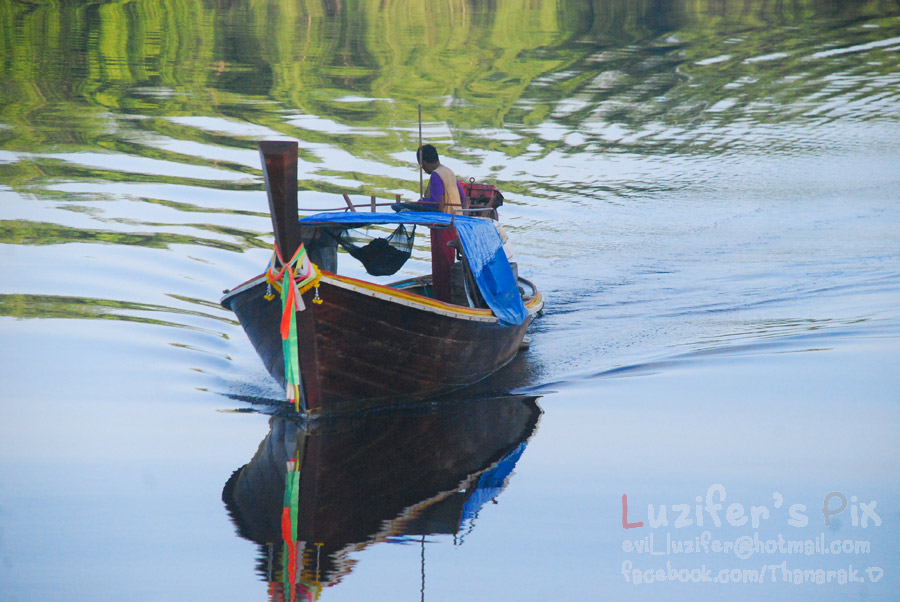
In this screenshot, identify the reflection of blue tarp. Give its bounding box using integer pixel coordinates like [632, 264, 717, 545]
[299, 211, 528, 326]
[460, 442, 527, 525]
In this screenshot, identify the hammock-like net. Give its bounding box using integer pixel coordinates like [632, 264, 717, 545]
[335, 223, 416, 276]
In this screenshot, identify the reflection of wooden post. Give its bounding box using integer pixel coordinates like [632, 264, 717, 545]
[259, 141, 321, 412]
[296, 429, 321, 577]
[371, 195, 376, 212]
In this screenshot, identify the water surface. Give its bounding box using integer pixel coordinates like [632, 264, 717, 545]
[2, 1, 899, 600]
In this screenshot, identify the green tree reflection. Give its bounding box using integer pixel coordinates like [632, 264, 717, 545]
[1, 0, 898, 195]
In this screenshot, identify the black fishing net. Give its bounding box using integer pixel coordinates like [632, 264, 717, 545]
[335, 223, 416, 276]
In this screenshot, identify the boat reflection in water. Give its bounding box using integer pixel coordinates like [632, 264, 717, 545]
[222, 395, 542, 600]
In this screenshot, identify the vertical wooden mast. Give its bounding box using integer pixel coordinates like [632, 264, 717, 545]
[259, 141, 321, 412]
[418, 104, 423, 200]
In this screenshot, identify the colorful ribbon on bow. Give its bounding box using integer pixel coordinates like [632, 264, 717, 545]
[264, 243, 322, 412]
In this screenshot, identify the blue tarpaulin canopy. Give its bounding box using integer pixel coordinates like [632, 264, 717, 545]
[299, 211, 528, 326]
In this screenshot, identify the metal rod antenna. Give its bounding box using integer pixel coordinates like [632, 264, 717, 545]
[418, 104, 423, 200]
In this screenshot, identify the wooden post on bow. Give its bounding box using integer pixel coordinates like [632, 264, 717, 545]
[259, 141, 322, 412]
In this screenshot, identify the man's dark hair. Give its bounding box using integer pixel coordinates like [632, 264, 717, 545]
[417, 144, 439, 164]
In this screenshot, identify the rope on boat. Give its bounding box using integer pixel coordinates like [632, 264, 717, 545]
[263, 242, 322, 411]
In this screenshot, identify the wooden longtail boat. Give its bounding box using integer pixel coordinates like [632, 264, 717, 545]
[221, 142, 543, 415]
[221, 395, 542, 596]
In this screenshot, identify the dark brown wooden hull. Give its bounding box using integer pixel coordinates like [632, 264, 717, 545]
[222, 271, 542, 415]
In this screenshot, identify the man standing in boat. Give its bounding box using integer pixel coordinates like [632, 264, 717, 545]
[417, 144, 467, 302]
